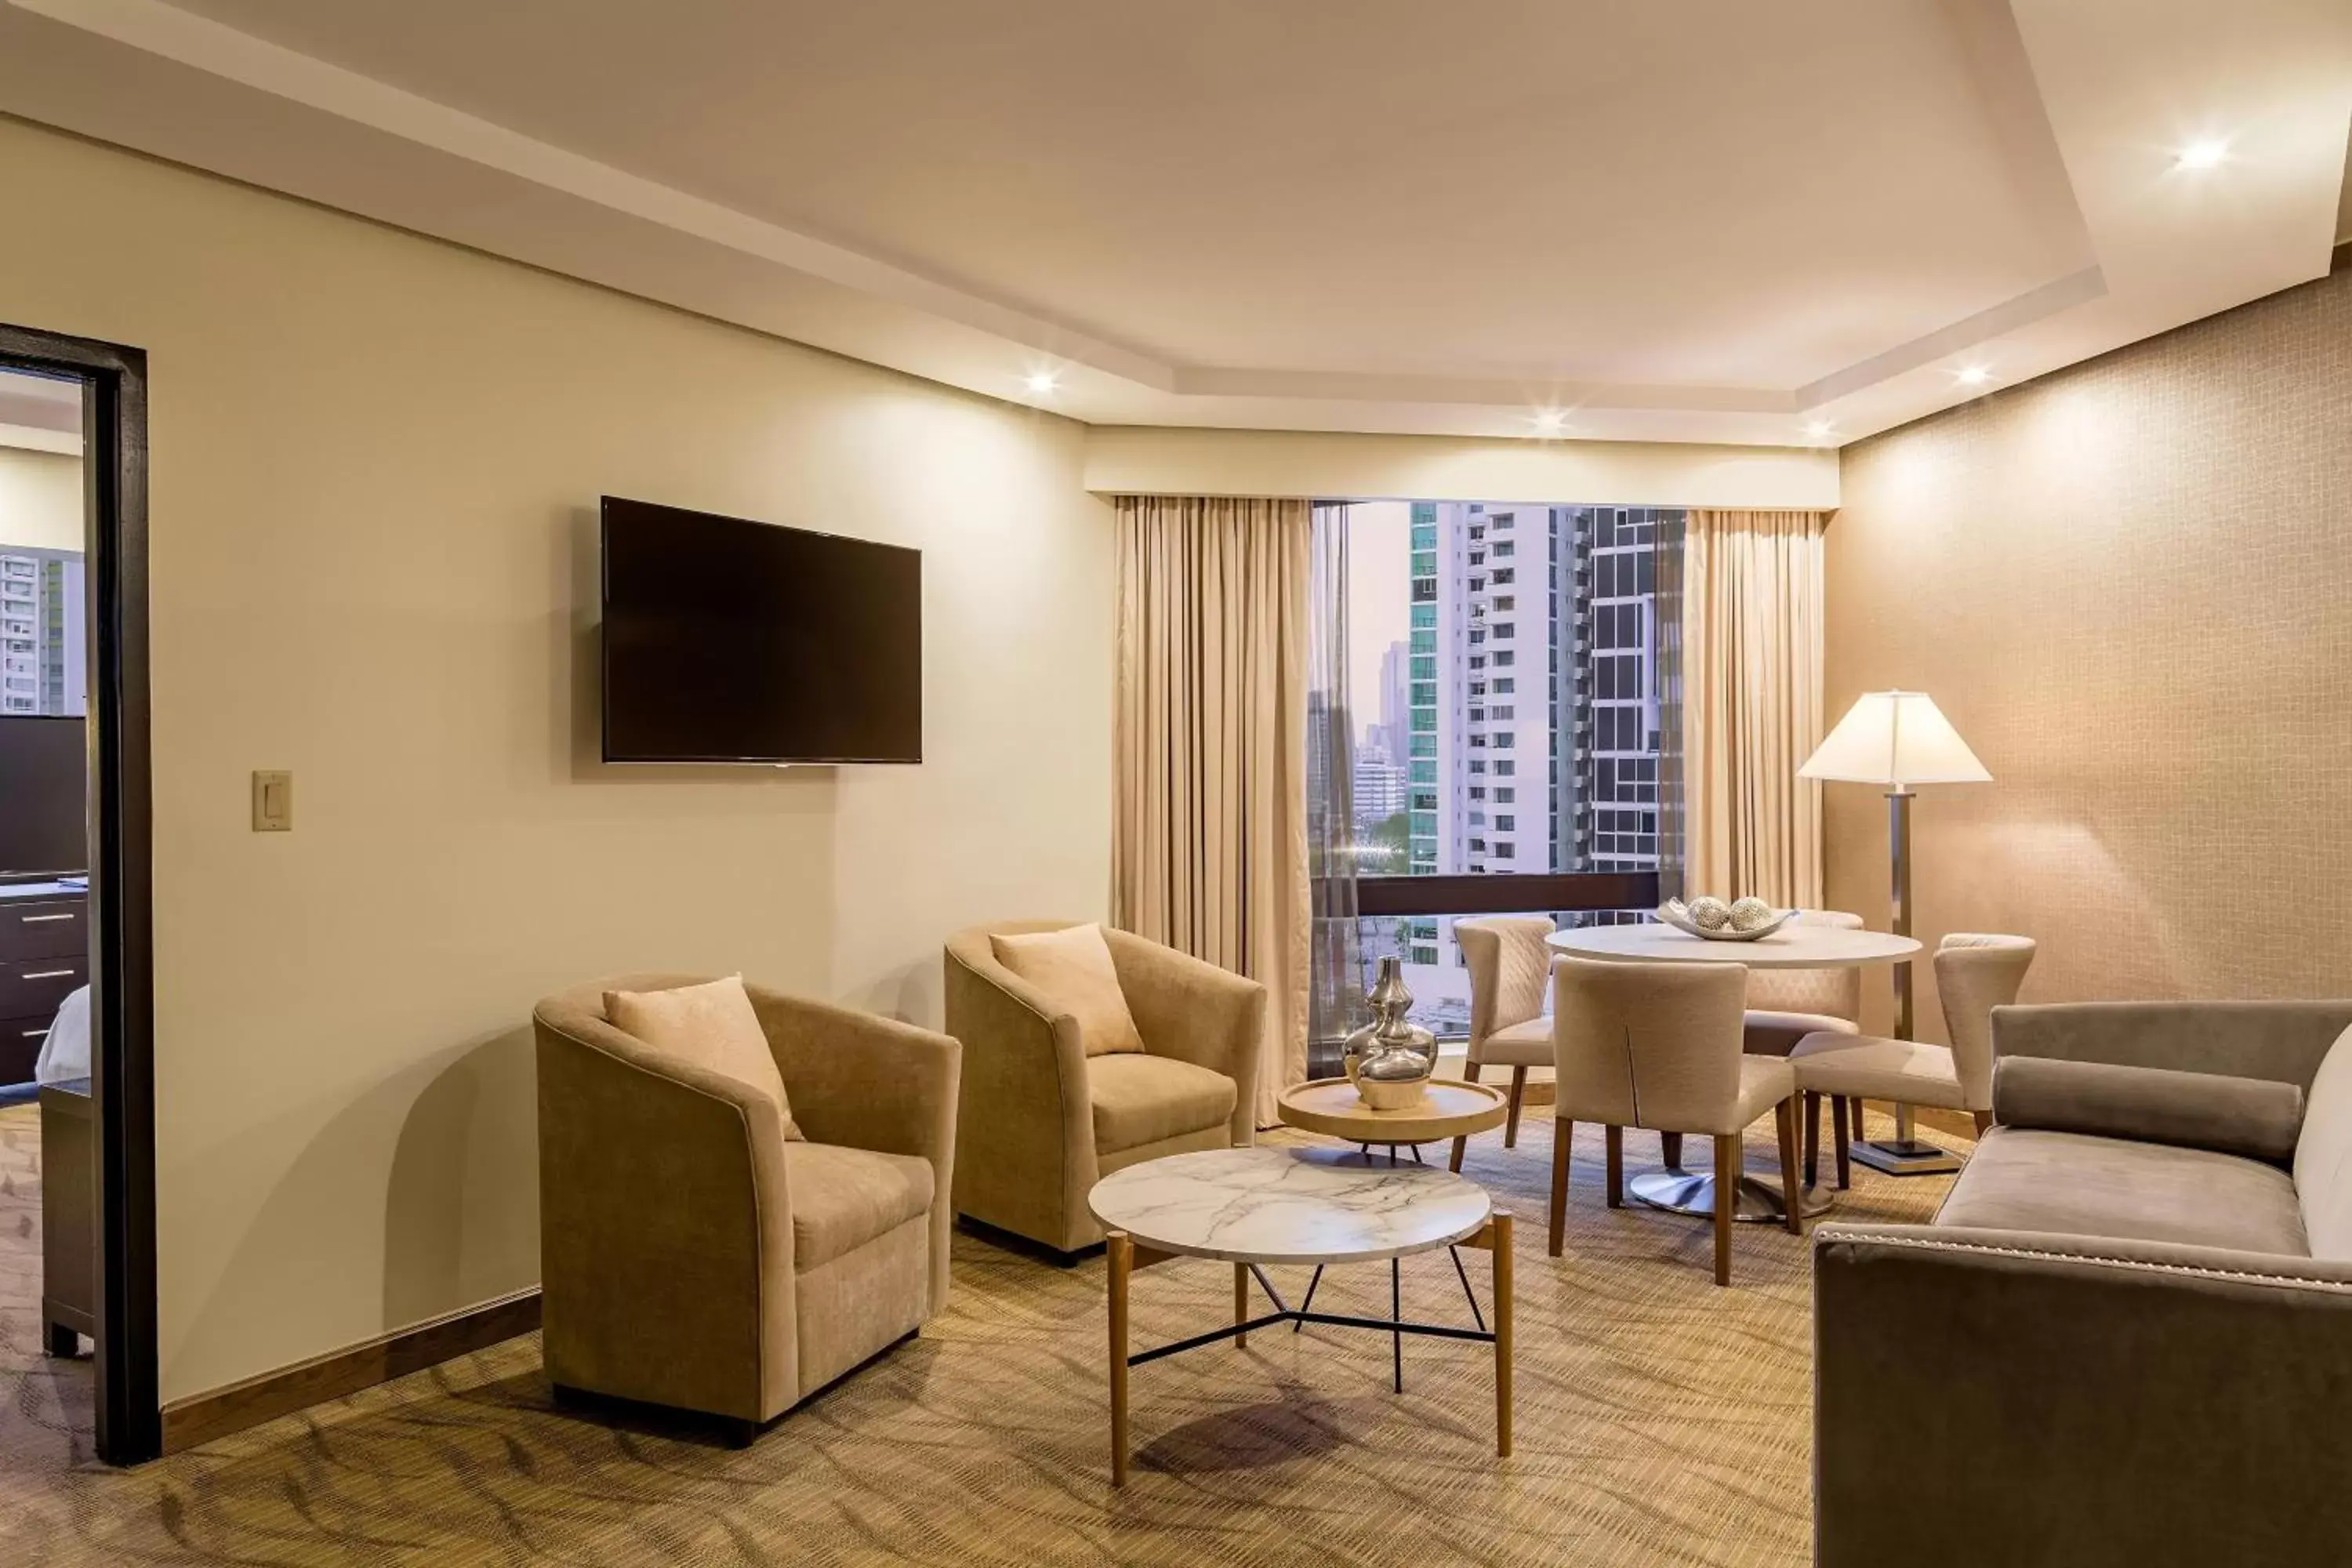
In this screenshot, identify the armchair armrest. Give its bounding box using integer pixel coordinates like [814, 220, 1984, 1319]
[942, 934, 1097, 1249]
[533, 1005, 797, 1419]
[750, 987, 961, 1316]
[1993, 1054, 2303, 1163]
[1813, 1222, 2352, 1566]
[1992, 1000, 2352, 1089]
[1102, 927, 1268, 1145]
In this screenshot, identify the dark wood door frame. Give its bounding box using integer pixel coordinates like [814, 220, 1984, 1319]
[0, 321, 158, 1464]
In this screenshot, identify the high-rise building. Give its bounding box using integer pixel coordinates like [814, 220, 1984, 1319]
[1390, 501, 1672, 1033]
[1560, 507, 1668, 873]
[1374, 639, 1410, 767]
[1, 549, 85, 717]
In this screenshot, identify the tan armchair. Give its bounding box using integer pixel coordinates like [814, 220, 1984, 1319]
[533, 975, 959, 1439]
[945, 921, 1265, 1254]
[1552, 955, 1803, 1284]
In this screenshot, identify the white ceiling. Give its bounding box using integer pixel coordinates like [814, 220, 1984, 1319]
[1, 0, 2347, 447]
[0, 368, 82, 455]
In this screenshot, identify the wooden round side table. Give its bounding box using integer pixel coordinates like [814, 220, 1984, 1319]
[1278, 1077, 1509, 1172]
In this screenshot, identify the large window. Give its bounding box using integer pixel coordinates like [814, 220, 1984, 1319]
[1334, 501, 1682, 1039]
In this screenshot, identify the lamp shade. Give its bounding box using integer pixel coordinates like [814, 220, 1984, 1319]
[1800, 691, 1991, 788]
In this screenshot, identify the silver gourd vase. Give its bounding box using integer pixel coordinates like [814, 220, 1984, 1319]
[1341, 956, 1439, 1110]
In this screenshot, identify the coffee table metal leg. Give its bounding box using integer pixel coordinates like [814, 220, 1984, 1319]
[1107, 1231, 1131, 1487]
[1234, 1262, 1250, 1349]
[1292, 1265, 1323, 1332]
[1449, 1245, 1487, 1334]
[1391, 1258, 1404, 1393]
[1492, 1212, 1514, 1457]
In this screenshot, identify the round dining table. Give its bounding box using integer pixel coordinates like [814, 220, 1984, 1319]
[1544, 920, 1922, 1222]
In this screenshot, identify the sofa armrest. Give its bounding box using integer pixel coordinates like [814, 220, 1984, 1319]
[1102, 927, 1268, 1145]
[533, 1009, 797, 1419]
[1992, 1000, 2352, 1088]
[1993, 1054, 2303, 1163]
[1813, 1221, 2352, 1567]
[750, 988, 962, 1316]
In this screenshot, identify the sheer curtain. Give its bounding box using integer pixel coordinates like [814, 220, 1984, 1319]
[1682, 508, 1828, 907]
[1112, 495, 1312, 1126]
[1305, 503, 1365, 1074]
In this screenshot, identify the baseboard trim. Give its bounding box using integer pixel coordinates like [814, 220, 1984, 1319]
[160, 1287, 541, 1454]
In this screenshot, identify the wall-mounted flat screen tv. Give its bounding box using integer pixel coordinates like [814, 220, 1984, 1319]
[601, 498, 921, 764]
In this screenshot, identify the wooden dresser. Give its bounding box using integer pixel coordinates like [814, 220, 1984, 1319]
[0, 881, 88, 1087]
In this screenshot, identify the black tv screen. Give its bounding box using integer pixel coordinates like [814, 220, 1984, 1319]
[601, 498, 921, 764]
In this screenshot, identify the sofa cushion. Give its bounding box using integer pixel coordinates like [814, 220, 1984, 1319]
[606, 974, 800, 1139]
[782, 1142, 935, 1272]
[990, 923, 1146, 1056]
[1938, 1127, 2307, 1256]
[1994, 1056, 2303, 1164]
[2295, 1022, 2352, 1260]
[1088, 1052, 1236, 1155]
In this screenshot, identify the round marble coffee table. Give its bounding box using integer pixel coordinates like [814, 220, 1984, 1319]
[1087, 1146, 1514, 1486]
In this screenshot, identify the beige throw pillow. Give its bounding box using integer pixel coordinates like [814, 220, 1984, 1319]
[990, 924, 1146, 1057]
[604, 975, 802, 1140]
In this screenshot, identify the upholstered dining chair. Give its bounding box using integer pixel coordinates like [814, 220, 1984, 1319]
[1741, 909, 1866, 1054]
[1792, 933, 2037, 1187]
[944, 921, 1265, 1255]
[533, 975, 960, 1442]
[1551, 954, 1804, 1285]
[1450, 916, 1555, 1168]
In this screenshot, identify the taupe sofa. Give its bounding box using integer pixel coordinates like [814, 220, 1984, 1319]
[534, 975, 959, 1439]
[1814, 1000, 2352, 1565]
[945, 922, 1264, 1254]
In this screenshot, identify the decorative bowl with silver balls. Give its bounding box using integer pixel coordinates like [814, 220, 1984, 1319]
[1657, 895, 1798, 942]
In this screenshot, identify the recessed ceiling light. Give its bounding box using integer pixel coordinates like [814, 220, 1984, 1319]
[1803, 419, 1835, 439]
[1529, 408, 1568, 434]
[1023, 370, 1059, 394]
[2174, 138, 2230, 171]
[1955, 365, 1992, 387]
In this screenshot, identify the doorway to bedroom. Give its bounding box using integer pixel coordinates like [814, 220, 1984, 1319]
[0, 327, 157, 1467]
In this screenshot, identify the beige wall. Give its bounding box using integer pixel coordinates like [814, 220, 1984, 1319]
[1827, 263, 2352, 1040]
[0, 118, 1115, 1403]
[1083, 425, 1838, 509]
[0, 445, 81, 552]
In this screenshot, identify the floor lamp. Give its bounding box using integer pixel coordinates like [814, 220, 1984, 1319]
[1799, 691, 1991, 1175]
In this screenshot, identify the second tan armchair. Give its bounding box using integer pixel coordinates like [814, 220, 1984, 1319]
[533, 975, 959, 1441]
[945, 921, 1265, 1254]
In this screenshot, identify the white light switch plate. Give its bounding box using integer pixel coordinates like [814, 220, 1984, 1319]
[252, 770, 292, 832]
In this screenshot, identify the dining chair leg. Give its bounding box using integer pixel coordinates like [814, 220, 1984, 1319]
[1832, 1094, 1853, 1190]
[1773, 1098, 1804, 1236]
[1504, 1067, 1528, 1149]
[1463, 1060, 1483, 1085]
[1605, 1123, 1623, 1208]
[1712, 1134, 1739, 1287]
[1548, 1118, 1572, 1256]
[1973, 1109, 1993, 1138]
[1660, 1131, 1684, 1169]
[1803, 1091, 1821, 1188]
[1849, 1097, 1866, 1144]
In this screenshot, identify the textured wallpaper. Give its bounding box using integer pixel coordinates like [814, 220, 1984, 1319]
[1826, 262, 2352, 1038]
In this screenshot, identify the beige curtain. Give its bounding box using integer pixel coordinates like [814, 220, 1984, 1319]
[1683, 509, 1828, 908]
[1113, 495, 1311, 1127]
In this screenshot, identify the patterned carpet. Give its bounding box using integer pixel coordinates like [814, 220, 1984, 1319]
[0, 1101, 1958, 1566]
